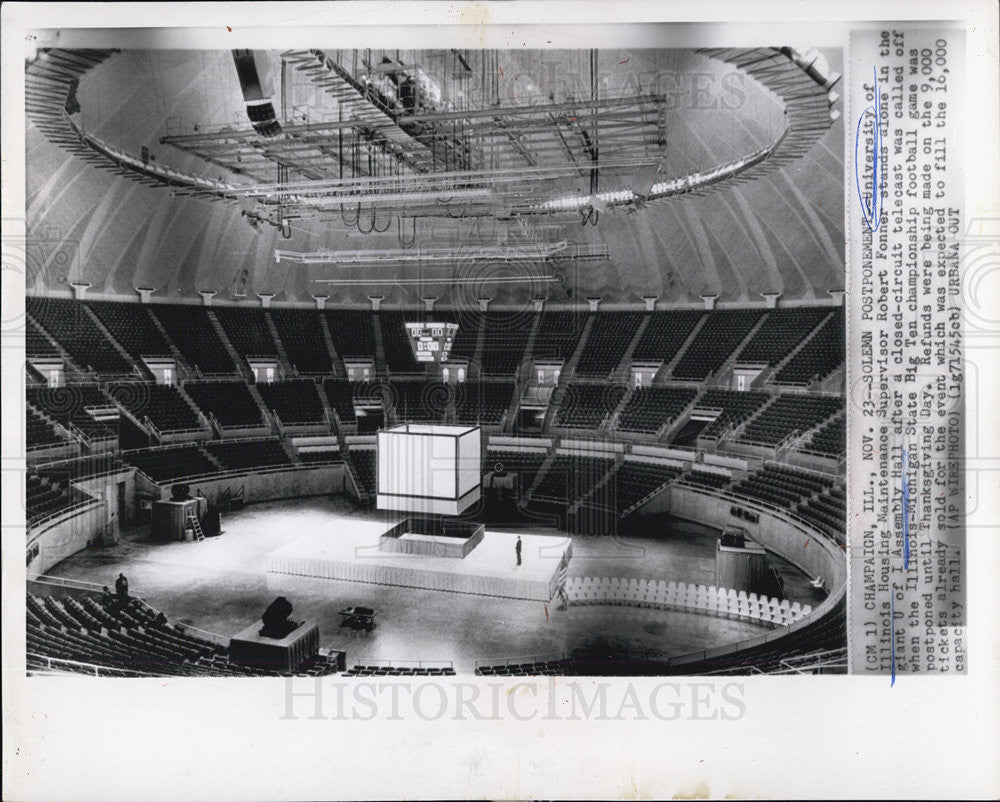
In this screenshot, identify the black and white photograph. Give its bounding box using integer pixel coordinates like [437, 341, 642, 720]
[21, 41, 848, 678]
[3, 3, 998, 801]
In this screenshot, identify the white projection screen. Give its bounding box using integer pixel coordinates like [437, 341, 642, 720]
[376, 424, 481, 515]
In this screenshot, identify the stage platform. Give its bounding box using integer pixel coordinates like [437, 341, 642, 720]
[267, 526, 572, 602]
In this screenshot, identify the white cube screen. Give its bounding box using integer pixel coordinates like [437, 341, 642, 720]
[376, 424, 481, 515]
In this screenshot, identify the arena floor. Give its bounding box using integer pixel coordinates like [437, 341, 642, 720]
[43, 495, 824, 671]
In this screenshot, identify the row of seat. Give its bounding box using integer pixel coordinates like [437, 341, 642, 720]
[26, 593, 340, 678]
[603, 460, 679, 513]
[26, 473, 84, 524]
[555, 383, 626, 429]
[563, 577, 811, 625]
[774, 310, 844, 384]
[735, 308, 828, 365]
[108, 382, 204, 432]
[27, 302, 844, 394]
[693, 389, 772, 440]
[574, 312, 644, 376]
[530, 453, 616, 504]
[737, 394, 843, 446]
[28, 297, 133, 374]
[681, 469, 732, 490]
[672, 309, 763, 380]
[26, 407, 67, 449]
[802, 413, 846, 457]
[617, 386, 698, 433]
[342, 665, 456, 677]
[475, 660, 573, 677]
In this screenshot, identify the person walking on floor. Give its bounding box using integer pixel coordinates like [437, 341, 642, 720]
[515, 536, 522, 567]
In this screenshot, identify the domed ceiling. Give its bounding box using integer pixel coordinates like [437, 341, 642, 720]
[26, 46, 844, 307]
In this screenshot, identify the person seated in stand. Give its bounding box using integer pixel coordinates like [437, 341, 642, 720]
[101, 586, 113, 611]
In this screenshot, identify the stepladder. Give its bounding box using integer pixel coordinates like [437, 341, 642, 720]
[185, 508, 205, 541]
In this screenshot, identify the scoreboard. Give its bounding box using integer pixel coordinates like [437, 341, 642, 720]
[404, 322, 459, 363]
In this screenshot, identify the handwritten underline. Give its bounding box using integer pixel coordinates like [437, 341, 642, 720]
[854, 66, 885, 232]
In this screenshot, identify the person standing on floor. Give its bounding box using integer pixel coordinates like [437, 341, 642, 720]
[515, 536, 522, 567]
[115, 572, 128, 603]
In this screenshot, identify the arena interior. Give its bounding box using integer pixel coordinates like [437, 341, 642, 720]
[23, 45, 848, 677]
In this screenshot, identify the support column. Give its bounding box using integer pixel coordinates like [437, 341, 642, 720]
[135, 287, 155, 304]
[69, 282, 91, 300]
[422, 296, 438, 313]
[700, 294, 718, 311]
[312, 295, 329, 310]
[368, 296, 384, 312]
[760, 292, 782, 309]
[586, 297, 602, 312]
[258, 293, 274, 309]
[828, 290, 846, 306]
[642, 296, 659, 312]
[199, 290, 217, 307]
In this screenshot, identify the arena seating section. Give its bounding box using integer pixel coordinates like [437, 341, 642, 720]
[86, 301, 173, 362]
[26, 407, 67, 449]
[269, 308, 334, 374]
[607, 459, 684, 512]
[205, 438, 291, 471]
[184, 380, 264, 427]
[28, 297, 133, 375]
[347, 449, 377, 496]
[671, 309, 762, 379]
[694, 389, 772, 440]
[26, 318, 62, 360]
[122, 444, 217, 481]
[532, 309, 588, 362]
[379, 312, 420, 373]
[36, 454, 126, 485]
[322, 379, 358, 423]
[27, 593, 338, 677]
[256, 379, 325, 425]
[631, 310, 703, 363]
[28, 384, 115, 437]
[556, 383, 626, 429]
[389, 378, 448, 422]
[730, 464, 833, 508]
[213, 307, 277, 358]
[456, 380, 514, 425]
[734, 307, 828, 364]
[487, 447, 546, 493]
[802, 412, 846, 458]
[325, 309, 375, 360]
[573, 312, 644, 376]
[681, 469, 733, 490]
[27, 472, 87, 525]
[798, 484, 846, 545]
[530, 453, 616, 505]
[479, 311, 533, 375]
[737, 394, 842, 446]
[151, 304, 236, 374]
[774, 309, 844, 384]
[108, 382, 203, 432]
[617, 386, 697, 434]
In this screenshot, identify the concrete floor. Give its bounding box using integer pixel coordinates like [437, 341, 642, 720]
[44, 495, 824, 671]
